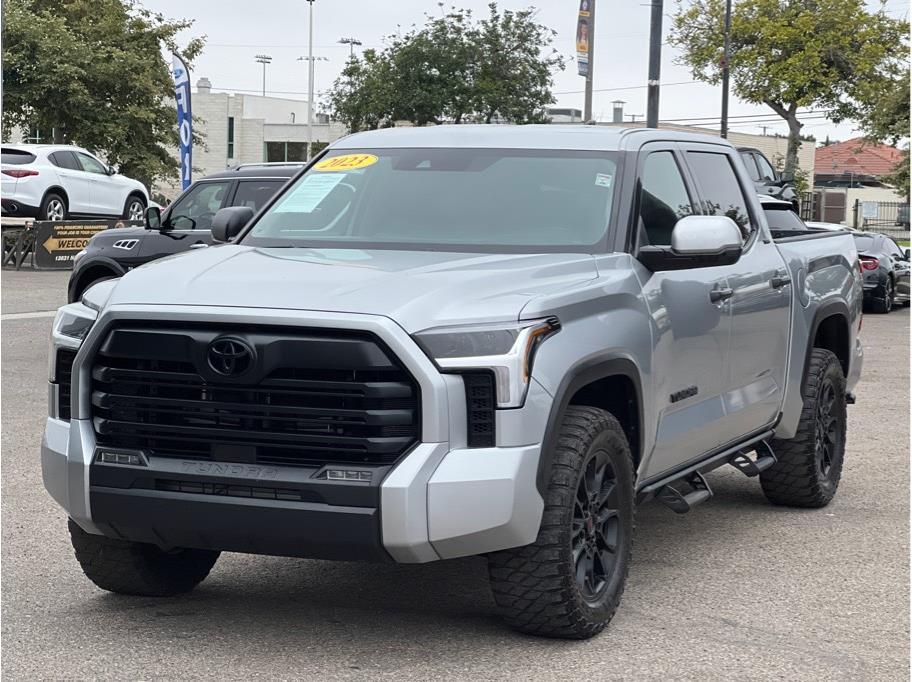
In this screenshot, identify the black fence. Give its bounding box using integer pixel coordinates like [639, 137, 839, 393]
[852, 200, 910, 237]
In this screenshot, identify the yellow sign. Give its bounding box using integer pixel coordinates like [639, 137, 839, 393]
[314, 154, 378, 172]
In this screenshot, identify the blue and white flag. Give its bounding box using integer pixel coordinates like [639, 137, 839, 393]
[172, 54, 192, 190]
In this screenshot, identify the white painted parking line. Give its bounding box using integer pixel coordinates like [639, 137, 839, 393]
[1, 310, 58, 320]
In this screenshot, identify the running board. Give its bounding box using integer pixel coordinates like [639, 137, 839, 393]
[728, 440, 777, 477]
[655, 471, 712, 514]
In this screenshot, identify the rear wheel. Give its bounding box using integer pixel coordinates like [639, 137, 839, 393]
[761, 349, 846, 508]
[40, 192, 67, 221]
[487, 406, 635, 639]
[69, 519, 219, 596]
[872, 277, 894, 314]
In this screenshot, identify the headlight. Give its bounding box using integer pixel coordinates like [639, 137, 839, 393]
[51, 302, 97, 350]
[414, 318, 559, 408]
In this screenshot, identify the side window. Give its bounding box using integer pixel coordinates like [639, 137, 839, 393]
[75, 152, 107, 175]
[638, 151, 694, 247]
[49, 151, 80, 170]
[232, 180, 283, 211]
[167, 181, 232, 230]
[887, 238, 904, 259]
[740, 152, 760, 182]
[755, 154, 777, 182]
[686, 151, 753, 240]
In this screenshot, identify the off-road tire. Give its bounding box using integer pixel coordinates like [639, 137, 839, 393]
[487, 406, 635, 639]
[872, 277, 894, 314]
[40, 192, 67, 222]
[761, 349, 846, 508]
[69, 519, 219, 596]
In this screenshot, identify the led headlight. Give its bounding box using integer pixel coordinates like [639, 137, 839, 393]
[414, 318, 559, 408]
[51, 302, 97, 349]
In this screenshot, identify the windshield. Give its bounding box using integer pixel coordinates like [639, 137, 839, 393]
[241, 148, 619, 252]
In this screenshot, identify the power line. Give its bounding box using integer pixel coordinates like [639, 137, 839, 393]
[553, 80, 698, 95]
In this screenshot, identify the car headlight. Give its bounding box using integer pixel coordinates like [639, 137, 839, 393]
[51, 301, 97, 350]
[413, 318, 559, 408]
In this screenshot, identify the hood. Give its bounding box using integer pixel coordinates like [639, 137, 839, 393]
[105, 245, 598, 332]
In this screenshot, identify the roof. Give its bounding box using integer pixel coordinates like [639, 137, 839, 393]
[202, 164, 303, 180]
[332, 124, 734, 151]
[2, 143, 88, 153]
[815, 138, 903, 178]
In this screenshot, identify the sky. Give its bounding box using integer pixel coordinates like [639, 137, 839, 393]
[144, 0, 909, 143]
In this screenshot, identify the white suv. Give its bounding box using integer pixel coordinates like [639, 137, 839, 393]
[1, 144, 149, 221]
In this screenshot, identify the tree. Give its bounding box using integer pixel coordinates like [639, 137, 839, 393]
[669, 0, 907, 177]
[856, 68, 910, 198]
[325, 3, 564, 131]
[2, 0, 204, 188]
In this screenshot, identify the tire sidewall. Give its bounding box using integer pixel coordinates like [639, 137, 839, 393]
[42, 193, 67, 221]
[564, 427, 635, 622]
[814, 358, 847, 497]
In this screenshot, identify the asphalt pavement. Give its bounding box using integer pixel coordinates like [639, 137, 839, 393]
[1, 269, 908, 680]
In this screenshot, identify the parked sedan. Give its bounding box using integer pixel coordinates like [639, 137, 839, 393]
[1, 144, 149, 221]
[853, 232, 911, 313]
[67, 163, 301, 302]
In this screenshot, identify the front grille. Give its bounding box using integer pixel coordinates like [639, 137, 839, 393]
[155, 479, 312, 502]
[92, 324, 420, 468]
[55, 349, 77, 420]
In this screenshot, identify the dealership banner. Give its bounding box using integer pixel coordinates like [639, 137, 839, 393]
[172, 53, 193, 191]
[33, 220, 140, 270]
[576, 0, 593, 77]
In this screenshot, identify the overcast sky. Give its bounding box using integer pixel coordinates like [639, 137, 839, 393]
[144, 0, 908, 143]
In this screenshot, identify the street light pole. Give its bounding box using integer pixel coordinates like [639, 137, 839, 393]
[338, 37, 362, 59]
[306, 0, 316, 161]
[255, 54, 272, 97]
[720, 0, 733, 138]
[645, 0, 663, 128]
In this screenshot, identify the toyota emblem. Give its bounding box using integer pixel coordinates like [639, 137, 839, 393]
[207, 337, 254, 377]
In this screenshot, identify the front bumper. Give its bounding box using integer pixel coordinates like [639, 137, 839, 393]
[42, 304, 550, 563]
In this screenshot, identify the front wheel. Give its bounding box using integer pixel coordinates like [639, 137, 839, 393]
[123, 195, 146, 221]
[761, 349, 846, 508]
[69, 519, 219, 596]
[487, 406, 635, 639]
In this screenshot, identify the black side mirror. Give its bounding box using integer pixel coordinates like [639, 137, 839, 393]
[144, 206, 162, 230]
[211, 206, 254, 242]
[905, 249, 910, 261]
[106, 165, 117, 176]
[780, 171, 795, 183]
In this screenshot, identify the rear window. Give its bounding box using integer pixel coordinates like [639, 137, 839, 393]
[2, 148, 36, 165]
[763, 205, 806, 232]
[232, 180, 284, 211]
[853, 235, 876, 253]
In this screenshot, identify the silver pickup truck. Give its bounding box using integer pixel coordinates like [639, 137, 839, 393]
[43, 126, 862, 639]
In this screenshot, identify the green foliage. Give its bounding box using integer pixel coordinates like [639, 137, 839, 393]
[669, 0, 907, 177]
[326, 3, 564, 131]
[856, 68, 909, 199]
[2, 0, 205, 189]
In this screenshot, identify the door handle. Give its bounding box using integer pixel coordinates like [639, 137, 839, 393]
[189, 242, 208, 249]
[770, 275, 792, 289]
[710, 287, 734, 303]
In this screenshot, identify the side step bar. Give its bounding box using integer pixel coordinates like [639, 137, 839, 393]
[638, 430, 777, 511]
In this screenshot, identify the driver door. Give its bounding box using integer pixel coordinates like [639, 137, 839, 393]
[139, 180, 232, 260]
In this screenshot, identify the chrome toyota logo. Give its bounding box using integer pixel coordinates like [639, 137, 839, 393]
[207, 337, 254, 377]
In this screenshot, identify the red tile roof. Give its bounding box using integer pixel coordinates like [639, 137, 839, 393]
[815, 138, 903, 178]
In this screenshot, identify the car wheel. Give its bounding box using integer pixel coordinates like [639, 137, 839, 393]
[487, 406, 635, 639]
[872, 277, 894, 314]
[123, 195, 146, 221]
[69, 518, 219, 596]
[761, 349, 846, 508]
[40, 193, 67, 222]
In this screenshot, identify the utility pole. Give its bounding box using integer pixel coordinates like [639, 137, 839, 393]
[720, 0, 733, 137]
[583, 0, 596, 122]
[254, 54, 272, 96]
[306, 0, 316, 161]
[645, 0, 663, 128]
[338, 37, 362, 59]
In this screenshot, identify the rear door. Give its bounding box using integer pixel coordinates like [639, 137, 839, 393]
[684, 146, 791, 441]
[634, 144, 735, 478]
[139, 179, 234, 260]
[49, 151, 94, 214]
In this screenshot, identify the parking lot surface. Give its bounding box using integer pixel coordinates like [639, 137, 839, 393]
[2, 269, 908, 680]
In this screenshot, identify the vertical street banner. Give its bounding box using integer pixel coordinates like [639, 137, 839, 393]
[172, 53, 193, 191]
[576, 0, 593, 77]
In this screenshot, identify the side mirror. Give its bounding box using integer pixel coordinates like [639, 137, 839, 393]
[638, 215, 743, 272]
[780, 170, 795, 183]
[211, 206, 254, 242]
[905, 249, 910, 261]
[144, 206, 162, 230]
[106, 165, 117, 176]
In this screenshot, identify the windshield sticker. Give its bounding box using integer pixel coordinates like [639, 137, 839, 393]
[595, 173, 613, 188]
[314, 153, 378, 172]
[273, 173, 345, 213]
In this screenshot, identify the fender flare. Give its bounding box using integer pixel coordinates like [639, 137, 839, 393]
[536, 355, 644, 497]
[804, 299, 851, 381]
[68, 256, 126, 303]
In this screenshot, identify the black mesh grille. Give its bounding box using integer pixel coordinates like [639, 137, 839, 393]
[91, 324, 420, 467]
[55, 349, 77, 420]
[463, 372, 496, 448]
